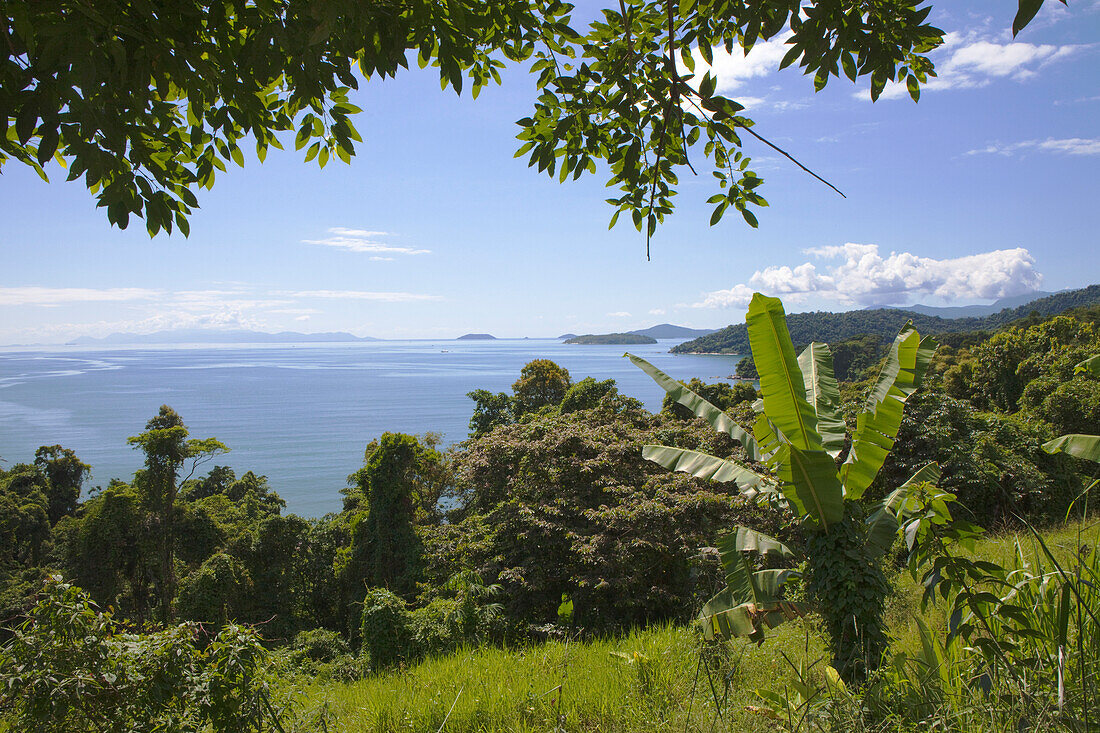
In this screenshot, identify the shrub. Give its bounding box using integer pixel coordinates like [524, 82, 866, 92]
[291, 627, 350, 663]
[360, 588, 411, 669]
[0, 576, 284, 732]
[288, 628, 366, 682]
[408, 597, 464, 656]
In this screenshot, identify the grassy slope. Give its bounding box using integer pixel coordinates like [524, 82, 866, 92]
[291, 621, 830, 732]
[290, 520, 1099, 732]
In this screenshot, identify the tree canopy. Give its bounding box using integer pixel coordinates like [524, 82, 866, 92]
[1, 1, 1059, 243]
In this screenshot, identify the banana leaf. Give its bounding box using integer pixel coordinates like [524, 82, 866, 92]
[841, 326, 937, 500]
[1042, 434, 1100, 463]
[752, 412, 782, 463]
[699, 586, 807, 642]
[1075, 354, 1100, 377]
[718, 526, 799, 563]
[626, 353, 759, 459]
[797, 342, 846, 458]
[745, 294, 824, 453]
[641, 445, 772, 498]
[772, 443, 845, 530]
[717, 528, 798, 607]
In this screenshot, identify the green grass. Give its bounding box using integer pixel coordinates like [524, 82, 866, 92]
[285, 519, 1100, 732]
[285, 621, 833, 732]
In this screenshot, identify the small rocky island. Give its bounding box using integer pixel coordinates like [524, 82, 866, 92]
[564, 333, 658, 345]
[457, 333, 496, 340]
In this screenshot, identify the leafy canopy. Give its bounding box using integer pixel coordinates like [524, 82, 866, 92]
[2, 1, 1059, 242]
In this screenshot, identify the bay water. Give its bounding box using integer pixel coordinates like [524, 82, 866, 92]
[0, 339, 742, 516]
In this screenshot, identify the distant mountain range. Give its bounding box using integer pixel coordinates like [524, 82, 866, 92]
[673, 285, 1100, 355]
[457, 333, 496, 340]
[882, 291, 1055, 319]
[67, 329, 380, 345]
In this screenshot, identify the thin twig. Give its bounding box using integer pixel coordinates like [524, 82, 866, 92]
[734, 124, 846, 198]
[682, 85, 847, 198]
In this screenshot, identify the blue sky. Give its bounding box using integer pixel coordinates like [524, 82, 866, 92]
[2, 0, 1098, 344]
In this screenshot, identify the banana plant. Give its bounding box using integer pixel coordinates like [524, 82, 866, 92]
[628, 293, 938, 677]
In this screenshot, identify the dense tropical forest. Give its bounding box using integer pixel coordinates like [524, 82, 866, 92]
[674, 285, 1100, 355]
[2, 293, 1098, 731]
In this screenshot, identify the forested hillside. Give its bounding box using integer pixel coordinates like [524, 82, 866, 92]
[674, 284, 1100, 354]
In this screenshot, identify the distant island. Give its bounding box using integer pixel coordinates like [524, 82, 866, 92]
[457, 333, 496, 340]
[628, 323, 717, 339]
[67, 329, 379, 346]
[558, 323, 716, 343]
[565, 333, 658, 345]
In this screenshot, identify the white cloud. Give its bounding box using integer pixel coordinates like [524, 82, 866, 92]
[26, 309, 271, 341]
[303, 227, 430, 256]
[694, 244, 1042, 308]
[692, 283, 756, 309]
[966, 137, 1100, 156]
[287, 290, 443, 302]
[329, 227, 392, 237]
[269, 308, 322, 316]
[648, 308, 666, 316]
[0, 283, 444, 344]
[607, 311, 632, 318]
[873, 34, 1081, 100]
[0, 287, 161, 306]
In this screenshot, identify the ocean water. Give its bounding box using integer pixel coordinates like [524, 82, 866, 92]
[0, 339, 743, 517]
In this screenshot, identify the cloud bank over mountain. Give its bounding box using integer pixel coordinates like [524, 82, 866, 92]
[695, 244, 1042, 309]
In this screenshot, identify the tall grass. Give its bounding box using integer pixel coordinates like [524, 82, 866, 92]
[286, 621, 832, 732]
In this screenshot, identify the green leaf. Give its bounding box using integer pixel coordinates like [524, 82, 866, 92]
[626, 353, 759, 458]
[1075, 354, 1100, 377]
[718, 527, 798, 563]
[557, 594, 574, 624]
[745, 294, 824, 453]
[841, 325, 937, 500]
[641, 446, 771, 497]
[1013, 0, 1045, 37]
[698, 586, 807, 642]
[1056, 581, 1071, 649]
[773, 443, 844, 529]
[865, 462, 941, 558]
[797, 342, 846, 458]
[699, 587, 757, 639]
[699, 72, 716, 99]
[1042, 434, 1100, 463]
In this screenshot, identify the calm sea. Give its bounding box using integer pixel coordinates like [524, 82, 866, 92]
[0, 339, 743, 516]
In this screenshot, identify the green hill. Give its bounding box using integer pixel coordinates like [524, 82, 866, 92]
[672, 284, 1100, 354]
[565, 333, 657, 345]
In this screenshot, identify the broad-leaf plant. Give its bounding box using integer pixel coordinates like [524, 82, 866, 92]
[629, 293, 938, 678]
